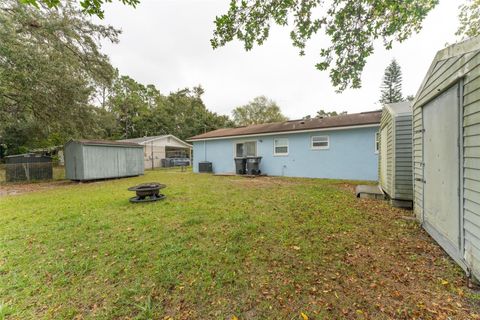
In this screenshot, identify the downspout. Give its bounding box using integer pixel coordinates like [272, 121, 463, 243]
[204, 140, 207, 161]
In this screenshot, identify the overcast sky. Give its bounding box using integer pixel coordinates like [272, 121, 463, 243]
[99, 0, 461, 120]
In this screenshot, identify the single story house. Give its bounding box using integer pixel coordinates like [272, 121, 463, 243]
[378, 101, 413, 208]
[187, 111, 382, 181]
[119, 135, 192, 169]
[412, 35, 480, 281]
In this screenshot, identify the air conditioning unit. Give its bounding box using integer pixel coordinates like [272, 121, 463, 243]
[198, 161, 212, 173]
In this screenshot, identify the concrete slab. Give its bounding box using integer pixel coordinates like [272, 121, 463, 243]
[355, 185, 386, 200]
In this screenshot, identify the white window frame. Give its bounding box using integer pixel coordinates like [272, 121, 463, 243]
[234, 140, 257, 157]
[273, 137, 289, 156]
[375, 131, 380, 154]
[311, 135, 330, 150]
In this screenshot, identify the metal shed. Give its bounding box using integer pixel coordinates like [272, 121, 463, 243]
[5, 153, 53, 182]
[412, 36, 480, 281]
[64, 139, 144, 181]
[378, 101, 413, 208]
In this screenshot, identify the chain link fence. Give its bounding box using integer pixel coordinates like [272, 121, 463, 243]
[1, 156, 65, 183]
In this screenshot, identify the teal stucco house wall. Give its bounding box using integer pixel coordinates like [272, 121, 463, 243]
[188, 110, 381, 181]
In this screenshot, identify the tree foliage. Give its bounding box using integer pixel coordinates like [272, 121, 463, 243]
[316, 110, 347, 118]
[106, 79, 233, 141]
[380, 59, 403, 104]
[457, 0, 480, 39]
[0, 1, 232, 155]
[0, 0, 119, 154]
[232, 96, 287, 126]
[19, 0, 139, 18]
[211, 0, 438, 91]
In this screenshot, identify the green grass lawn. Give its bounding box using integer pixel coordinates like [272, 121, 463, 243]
[0, 170, 479, 319]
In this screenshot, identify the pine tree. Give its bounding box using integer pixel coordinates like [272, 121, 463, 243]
[380, 59, 403, 104]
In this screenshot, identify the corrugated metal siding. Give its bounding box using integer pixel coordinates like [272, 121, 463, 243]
[65, 142, 144, 180]
[394, 115, 413, 200]
[413, 37, 480, 280]
[379, 109, 393, 196]
[64, 142, 84, 180]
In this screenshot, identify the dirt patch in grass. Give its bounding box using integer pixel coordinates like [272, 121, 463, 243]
[333, 182, 357, 193]
[0, 180, 75, 196]
[229, 176, 302, 188]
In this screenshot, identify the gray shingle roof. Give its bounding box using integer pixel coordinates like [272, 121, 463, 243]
[188, 110, 382, 141]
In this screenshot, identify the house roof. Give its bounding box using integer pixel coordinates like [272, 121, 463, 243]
[119, 134, 192, 148]
[188, 110, 382, 141]
[67, 139, 143, 148]
[385, 101, 412, 116]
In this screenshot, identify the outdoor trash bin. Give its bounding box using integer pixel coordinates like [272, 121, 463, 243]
[234, 157, 247, 174]
[246, 156, 262, 175]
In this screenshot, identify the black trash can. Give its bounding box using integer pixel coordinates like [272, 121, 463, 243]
[234, 157, 247, 175]
[246, 156, 262, 175]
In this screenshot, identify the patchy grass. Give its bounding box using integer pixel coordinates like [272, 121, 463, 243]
[0, 170, 479, 319]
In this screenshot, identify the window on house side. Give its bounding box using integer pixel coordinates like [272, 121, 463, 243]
[274, 138, 288, 155]
[236, 143, 244, 157]
[311, 136, 329, 149]
[375, 132, 380, 153]
[235, 141, 256, 157]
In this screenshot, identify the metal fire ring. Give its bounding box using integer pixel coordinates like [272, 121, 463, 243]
[128, 182, 166, 203]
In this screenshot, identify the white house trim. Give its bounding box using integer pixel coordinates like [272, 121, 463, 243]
[140, 135, 192, 148]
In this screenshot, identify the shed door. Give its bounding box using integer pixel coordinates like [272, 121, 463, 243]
[422, 84, 461, 258]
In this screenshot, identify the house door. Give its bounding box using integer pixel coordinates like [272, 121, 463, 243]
[422, 83, 462, 261]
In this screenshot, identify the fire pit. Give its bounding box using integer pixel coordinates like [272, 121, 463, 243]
[128, 182, 166, 203]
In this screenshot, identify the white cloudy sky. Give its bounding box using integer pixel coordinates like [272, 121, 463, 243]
[98, 0, 461, 119]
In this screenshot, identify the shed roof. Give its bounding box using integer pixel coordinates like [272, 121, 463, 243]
[413, 35, 480, 109]
[67, 139, 143, 148]
[385, 101, 412, 116]
[188, 110, 382, 141]
[120, 135, 168, 144]
[119, 134, 192, 148]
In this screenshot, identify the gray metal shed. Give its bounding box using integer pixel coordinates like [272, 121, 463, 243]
[412, 35, 480, 281]
[378, 101, 413, 208]
[65, 139, 144, 181]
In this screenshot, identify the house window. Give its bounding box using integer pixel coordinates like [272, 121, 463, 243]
[375, 132, 380, 153]
[274, 138, 288, 156]
[311, 136, 329, 149]
[235, 141, 256, 157]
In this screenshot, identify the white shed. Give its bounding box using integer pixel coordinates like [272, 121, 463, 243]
[119, 135, 192, 169]
[413, 36, 480, 281]
[378, 101, 413, 208]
